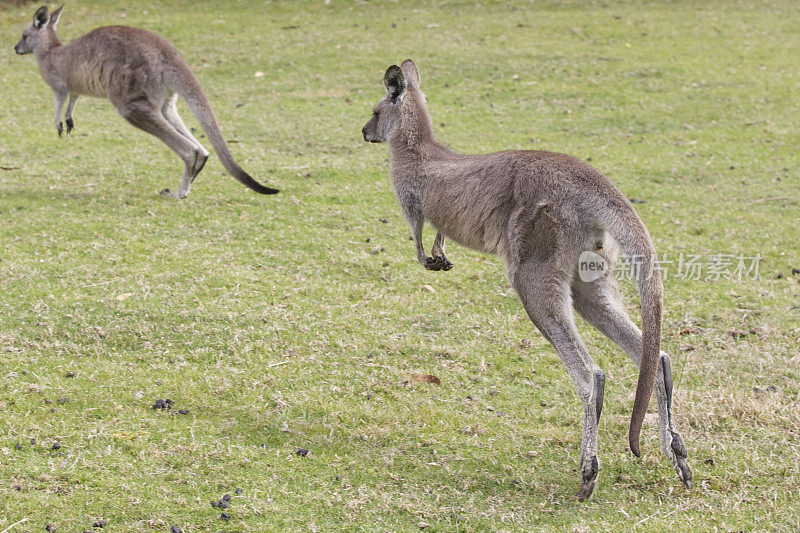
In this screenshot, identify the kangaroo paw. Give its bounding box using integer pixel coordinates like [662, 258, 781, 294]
[424, 257, 443, 271]
[66, 118, 74, 134]
[425, 256, 452, 271]
[57, 121, 63, 137]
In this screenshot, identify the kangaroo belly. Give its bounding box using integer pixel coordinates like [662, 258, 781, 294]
[64, 55, 118, 98]
[428, 204, 510, 256]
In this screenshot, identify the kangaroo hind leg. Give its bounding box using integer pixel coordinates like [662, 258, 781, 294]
[572, 272, 692, 488]
[162, 94, 209, 179]
[513, 257, 605, 501]
[120, 99, 199, 199]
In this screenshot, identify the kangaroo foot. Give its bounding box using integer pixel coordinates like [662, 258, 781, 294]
[159, 188, 186, 199]
[574, 456, 599, 501]
[670, 432, 693, 489]
[56, 121, 63, 137]
[66, 118, 74, 134]
[191, 151, 208, 178]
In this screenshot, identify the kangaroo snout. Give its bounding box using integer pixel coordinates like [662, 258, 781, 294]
[362, 125, 381, 143]
[14, 40, 30, 55]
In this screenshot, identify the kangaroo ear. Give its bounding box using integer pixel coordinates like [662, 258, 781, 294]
[49, 5, 64, 27]
[400, 59, 421, 89]
[33, 6, 49, 29]
[384, 65, 406, 102]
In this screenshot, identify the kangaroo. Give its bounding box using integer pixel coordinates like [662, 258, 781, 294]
[14, 5, 278, 199]
[362, 59, 692, 499]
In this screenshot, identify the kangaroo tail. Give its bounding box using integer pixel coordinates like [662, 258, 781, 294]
[595, 197, 663, 457]
[174, 72, 278, 195]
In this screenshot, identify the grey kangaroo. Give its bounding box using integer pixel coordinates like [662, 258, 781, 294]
[362, 60, 692, 499]
[14, 5, 278, 198]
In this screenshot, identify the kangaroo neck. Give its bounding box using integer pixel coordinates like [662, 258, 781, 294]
[34, 33, 63, 65]
[388, 131, 457, 167]
[388, 94, 435, 152]
[389, 133, 427, 162]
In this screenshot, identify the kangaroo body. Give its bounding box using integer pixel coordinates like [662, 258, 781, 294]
[15, 6, 278, 198]
[362, 60, 692, 499]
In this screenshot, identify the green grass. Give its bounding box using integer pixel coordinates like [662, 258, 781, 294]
[1, 0, 799, 530]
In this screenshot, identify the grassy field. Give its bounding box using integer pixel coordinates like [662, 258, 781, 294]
[1, 0, 799, 530]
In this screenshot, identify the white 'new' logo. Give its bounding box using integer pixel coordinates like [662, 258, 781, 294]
[578, 251, 607, 282]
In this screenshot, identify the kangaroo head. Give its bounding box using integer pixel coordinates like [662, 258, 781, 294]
[362, 59, 430, 145]
[15, 5, 63, 55]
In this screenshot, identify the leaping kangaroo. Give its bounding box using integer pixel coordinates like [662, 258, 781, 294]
[14, 5, 279, 199]
[362, 59, 692, 499]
